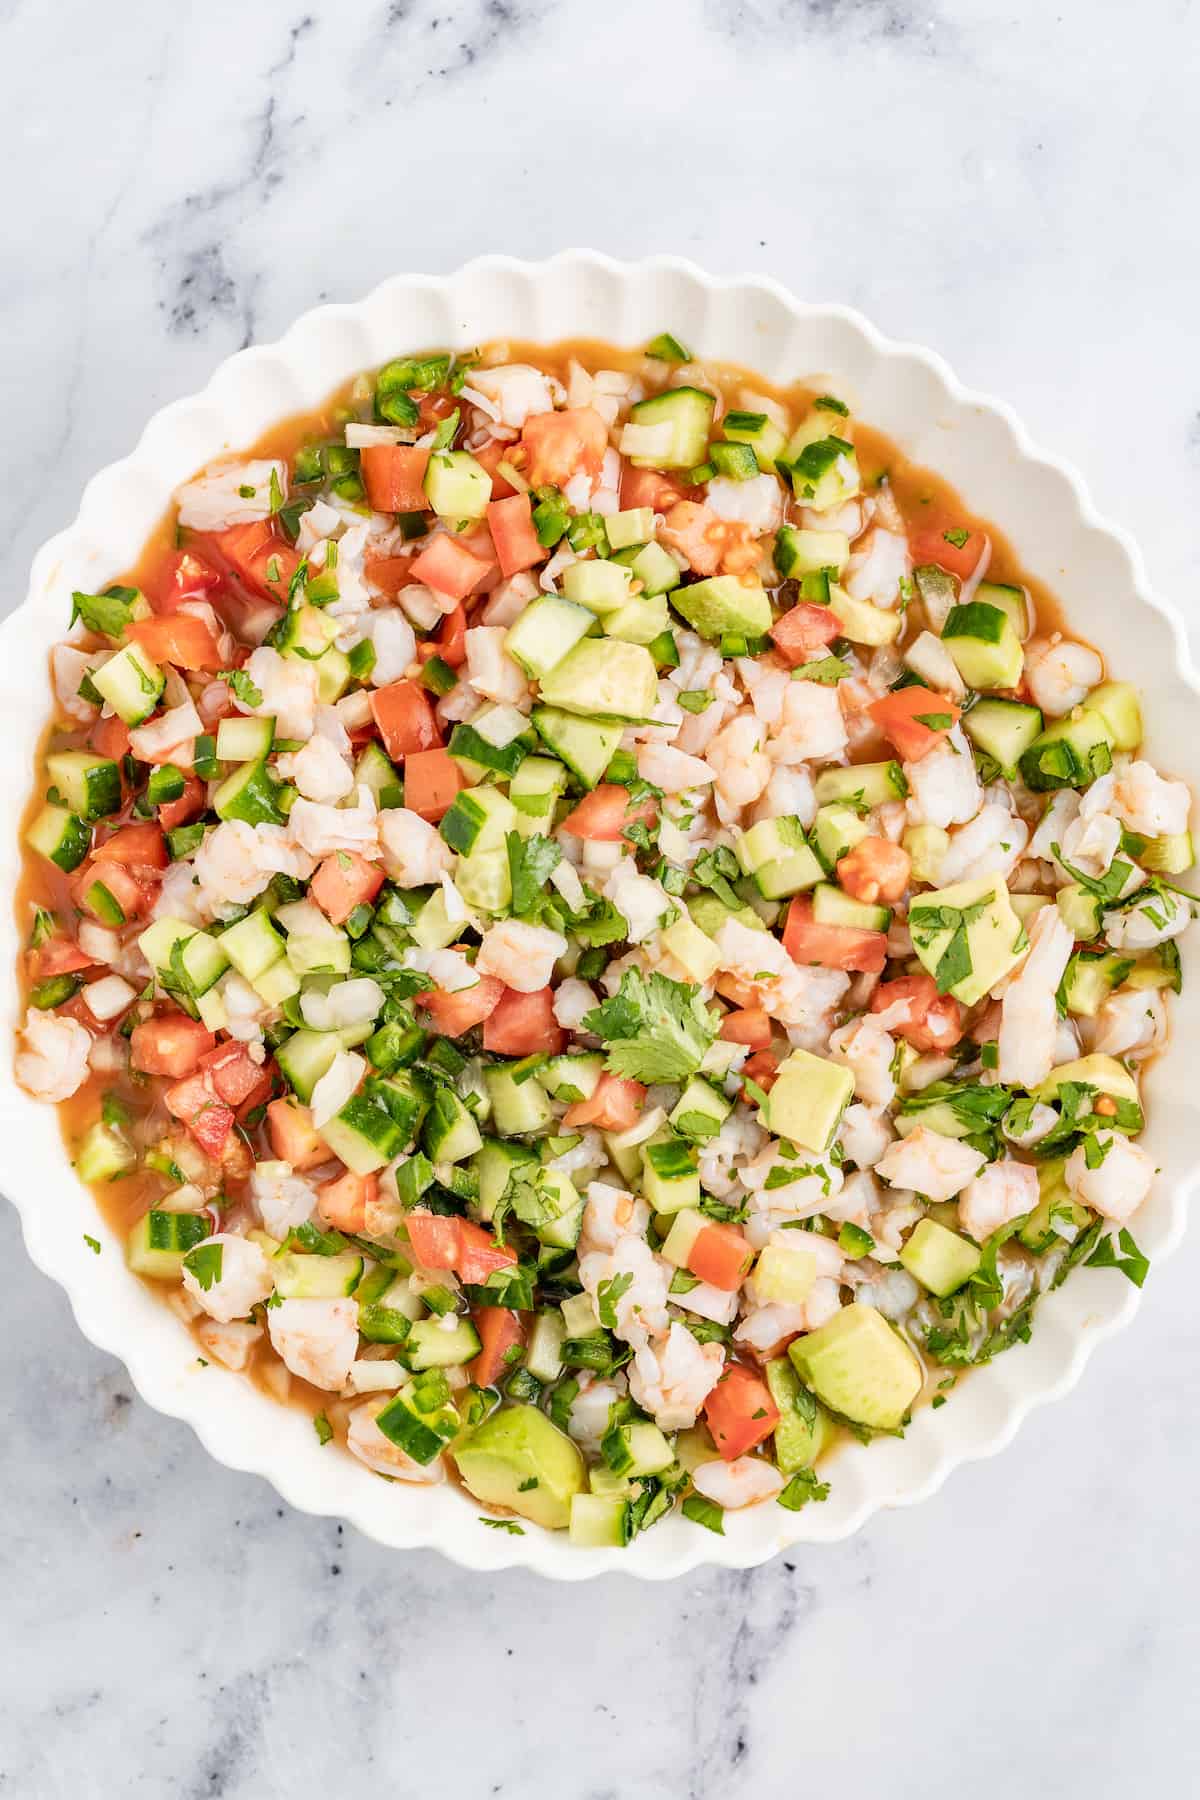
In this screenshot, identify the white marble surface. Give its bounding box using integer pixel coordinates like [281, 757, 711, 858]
[4, 1, 1200, 1794]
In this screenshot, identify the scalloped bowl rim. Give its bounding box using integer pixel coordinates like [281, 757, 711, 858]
[3, 252, 1197, 1581]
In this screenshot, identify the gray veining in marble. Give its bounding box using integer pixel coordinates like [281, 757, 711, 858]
[4, 0, 1200, 1793]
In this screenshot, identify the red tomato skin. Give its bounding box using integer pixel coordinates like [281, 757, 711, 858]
[770, 602, 842, 665]
[455, 1221, 518, 1285]
[416, 976, 505, 1037]
[405, 1210, 462, 1270]
[486, 495, 547, 578]
[719, 1008, 773, 1049]
[309, 852, 386, 926]
[703, 1363, 781, 1461]
[482, 987, 566, 1058]
[562, 1073, 646, 1132]
[130, 1015, 216, 1078]
[867, 686, 960, 762]
[782, 897, 889, 975]
[870, 973, 963, 1052]
[402, 748, 467, 823]
[470, 1308, 525, 1388]
[369, 680, 443, 761]
[687, 1221, 754, 1292]
[909, 525, 986, 581]
[360, 445, 431, 513]
[560, 784, 658, 842]
[407, 535, 492, 602]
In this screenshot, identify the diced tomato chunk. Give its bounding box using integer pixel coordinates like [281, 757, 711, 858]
[364, 553, 417, 599]
[619, 465, 691, 512]
[486, 495, 547, 579]
[434, 603, 468, 668]
[472, 438, 519, 500]
[33, 938, 96, 979]
[455, 1219, 518, 1285]
[687, 1221, 753, 1292]
[703, 1363, 781, 1461]
[151, 550, 224, 612]
[405, 1209, 462, 1270]
[741, 1050, 779, 1094]
[482, 987, 566, 1058]
[158, 776, 207, 831]
[521, 406, 608, 488]
[75, 860, 156, 923]
[164, 1073, 235, 1157]
[416, 975, 504, 1037]
[836, 837, 912, 906]
[266, 1097, 330, 1171]
[127, 614, 225, 672]
[360, 445, 431, 514]
[130, 1014, 216, 1078]
[309, 851, 385, 925]
[719, 1007, 773, 1050]
[318, 1169, 377, 1234]
[770, 602, 842, 666]
[908, 525, 987, 581]
[867, 686, 961, 762]
[403, 747, 467, 823]
[92, 822, 168, 872]
[470, 1307, 526, 1388]
[211, 521, 300, 604]
[408, 534, 492, 603]
[870, 973, 964, 1052]
[563, 1072, 645, 1132]
[369, 680, 442, 761]
[782, 897, 888, 974]
[199, 1042, 272, 1112]
[560, 783, 658, 841]
[90, 714, 131, 761]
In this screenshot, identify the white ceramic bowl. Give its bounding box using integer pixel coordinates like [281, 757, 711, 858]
[4, 253, 1198, 1580]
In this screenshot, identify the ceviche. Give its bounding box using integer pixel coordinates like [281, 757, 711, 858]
[15, 333, 1195, 1545]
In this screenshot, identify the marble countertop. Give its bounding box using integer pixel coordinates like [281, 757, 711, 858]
[4, 1, 1200, 1794]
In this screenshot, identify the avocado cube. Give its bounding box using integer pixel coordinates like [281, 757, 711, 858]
[452, 1403, 585, 1529]
[659, 915, 721, 983]
[762, 1049, 854, 1153]
[1035, 1053, 1140, 1112]
[788, 1302, 922, 1432]
[907, 875, 1025, 1007]
[670, 575, 772, 643]
[898, 1218, 982, 1297]
[537, 640, 659, 722]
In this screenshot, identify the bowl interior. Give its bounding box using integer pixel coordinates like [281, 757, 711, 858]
[3, 254, 1196, 1578]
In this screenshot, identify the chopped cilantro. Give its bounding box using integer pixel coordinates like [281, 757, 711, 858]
[682, 1493, 725, 1534]
[777, 1467, 831, 1510]
[313, 1411, 333, 1446]
[83, 1234, 101, 1254]
[218, 668, 264, 709]
[582, 968, 717, 1085]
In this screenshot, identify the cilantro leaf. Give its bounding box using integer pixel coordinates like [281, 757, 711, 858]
[777, 1467, 831, 1510]
[597, 1270, 634, 1329]
[582, 968, 717, 1085]
[182, 1242, 222, 1292]
[1084, 1225, 1150, 1288]
[313, 1411, 333, 1445]
[218, 668, 264, 709]
[506, 831, 561, 919]
[478, 1516, 525, 1534]
[682, 1493, 725, 1535]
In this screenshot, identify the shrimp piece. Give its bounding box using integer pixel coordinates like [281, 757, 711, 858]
[741, 1143, 845, 1244]
[520, 406, 608, 488]
[250, 1162, 319, 1239]
[566, 1375, 628, 1453]
[838, 1102, 896, 1170]
[1003, 1100, 1058, 1148]
[288, 786, 380, 861]
[468, 364, 558, 429]
[705, 473, 785, 534]
[635, 741, 714, 793]
[706, 711, 771, 823]
[267, 1297, 360, 1391]
[182, 1233, 275, 1324]
[347, 1397, 446, 1482]
[276, 733, 355, 805]
[876, 1126, 986, 1201]
[1024, 637, 1103, 716]
[552, 977, 599, 1033]
[1065, 1131, 1155, 1222]
[1111, 760, 1191, 839]
[659, 502, 759, 578]
[15, 1009, 91, 1101]
[379, 807, 454, 889]
[1104, 886, 1194, 950]
[770, 680, 848, 765]
[129, 697, 203, 765]
[577, 1237, 671, 1350]
[691, 1456, 784, 1510]
[579, 1181, 650, 1257]
[698, 1107, 768, 1202]
[193, 1318, 263, 1372]
[752, 763, 817, 830]
[1088, 987, 1168, 1059]
[836, 837, 911, 905]
[828, 1016, 896, 1108]
[475, 918, 567, 992]
[937, 804, 1029, 886]
[464, 626, 528, 705]
[713, 916, 851, 1040]
[628, 1322, 725, 1430]
[851, 1266, 922, 1319]
[176, 459, 287, 531]
[996, 904, 1075, 1089]
[843, 526, 910, 607]
[240, 646, 318, 741]
[957, 1159, 1039, 1244]
[905, 726, 983, 829]
[52, 645, 102, 723]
